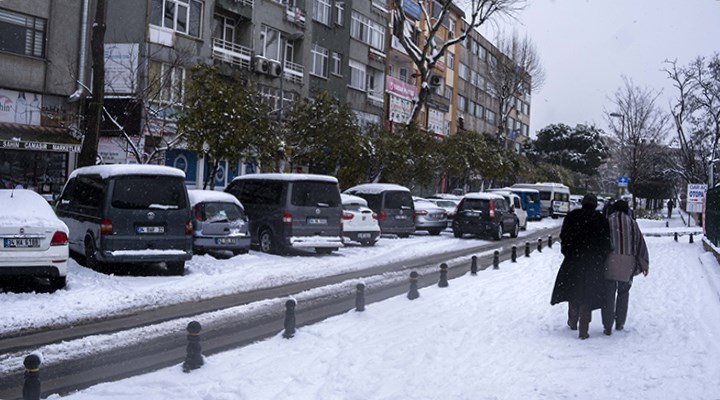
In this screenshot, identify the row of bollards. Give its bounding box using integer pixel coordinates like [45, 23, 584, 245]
[673, 232, 695, 243]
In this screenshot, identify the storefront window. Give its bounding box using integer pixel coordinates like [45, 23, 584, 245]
[0, 149, 68, 197]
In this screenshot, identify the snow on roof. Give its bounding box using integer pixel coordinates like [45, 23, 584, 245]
[427, 193, 462, 200]
[344, 183, 411, 194]
[341, 193, 368, 206]
[69, 164, 186, 179]
[0, 189, 68, 232]
[462, 192, 504, 200]
[232, 173, 338, 184]
[504, 187, 540, 194]
[187, 190, 243, 208]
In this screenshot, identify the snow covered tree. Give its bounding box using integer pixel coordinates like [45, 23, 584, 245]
[533, 123, 609, 176]
[392, 0, 525, 126]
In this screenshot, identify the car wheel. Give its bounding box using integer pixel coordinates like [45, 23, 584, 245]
[494, 225, 503, 241]
[258, 228, 275, 254]
[167, 261, 185, 276]
[84, 236, 102, 271]
[360, 241, 375, 247]
[429, 229, 442, 236]
[49, 276, 67, 292]
[397, 233, 410, 238]
[453, 229, 462, 238]
[231, 249, 248, 256]
[316, 248, 335, 255]
[521, 220, 528, 231]
[510, 222, 519, 238]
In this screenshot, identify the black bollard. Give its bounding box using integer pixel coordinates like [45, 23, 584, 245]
[408, 271, 420, 300]
[493, 250, 499, 269]
[548, 235, 553, 248]
[438, 263, 449, 287]
[282, 299, 297, 338]
[355, 283, 365, 312]
[22, 354, 41, 400]
[666, 221, 669, 228]
[525, 242, 530, 257]
[674, 232, 678, 242]
[690, 233, 694, 243]
[511, 246, 517, 262]
[537, 238, 543, 253]
[182, 321, 204, 372]
[470, 256, 478, 275]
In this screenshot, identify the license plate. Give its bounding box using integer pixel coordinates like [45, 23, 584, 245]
[395, 215, 407, 220]
[136, 226, 165, 234]
[306, 218, 327, 225]
[4, 238, 40, 248]
[358, 233, 371, 239]
[215, 237, 236, 245]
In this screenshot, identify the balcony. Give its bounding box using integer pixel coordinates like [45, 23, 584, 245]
[283, 60, 304, 84]
[212, 38, 253, 70]
[286, 5, 306, 28]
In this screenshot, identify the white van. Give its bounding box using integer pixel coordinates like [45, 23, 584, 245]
[511, 182, 570, 218]
[487, 189, 528, 230]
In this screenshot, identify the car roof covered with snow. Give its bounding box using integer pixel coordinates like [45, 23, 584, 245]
[231, 173, 338, 183]
[341, 193, 369, 207]
[187, 190, 243, 208]
[69, 164, 186, 179]
[461, 192, 505, 201]
[0, 189, 68, 232]
[344, 183, 410, 194]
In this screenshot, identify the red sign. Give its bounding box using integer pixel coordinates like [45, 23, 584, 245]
[386, 76, 417, 101]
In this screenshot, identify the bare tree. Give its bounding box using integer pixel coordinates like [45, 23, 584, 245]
[605, 76, 669, 207]
[486, 31, 544, 146]
[392, 0, 525, 126]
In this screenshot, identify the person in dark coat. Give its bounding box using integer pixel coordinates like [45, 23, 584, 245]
[602, 200, 649, 335]
[551, 193, 613, 339]
[667, 198, 675, 219]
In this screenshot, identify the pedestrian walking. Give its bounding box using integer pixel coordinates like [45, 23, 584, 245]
[602, 200, 649, 335]
[551, 193, 613, 340]
[667, 198, 674, 219]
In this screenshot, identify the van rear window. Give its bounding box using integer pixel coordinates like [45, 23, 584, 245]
[460, 199, 490, 211]
[111, 176, 187, 210]
[291, 181, 341, 207]
[384, 191, 413, 209]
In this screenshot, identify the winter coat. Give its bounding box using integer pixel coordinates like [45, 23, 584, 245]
[605, 210, 649, 282]
[551, 205, 613, 309]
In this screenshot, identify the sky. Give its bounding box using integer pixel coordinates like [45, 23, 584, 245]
[496, 0, 720, 136]
[8, 213, 712, 400]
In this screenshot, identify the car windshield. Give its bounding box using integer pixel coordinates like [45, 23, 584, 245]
[111, 176, 187, 210]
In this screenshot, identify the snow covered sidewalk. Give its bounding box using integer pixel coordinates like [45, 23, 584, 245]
[50, 217, 720, 400]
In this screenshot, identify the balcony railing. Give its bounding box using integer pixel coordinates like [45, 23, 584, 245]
[234, 0, 253, 6]
[283, 60, 304, 84]
[286, 6, 306, 28]
[212, 38, 253, 70]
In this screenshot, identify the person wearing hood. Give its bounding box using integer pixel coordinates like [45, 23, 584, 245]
[602, 199, 650, 335]
[551, 193, 613, 340]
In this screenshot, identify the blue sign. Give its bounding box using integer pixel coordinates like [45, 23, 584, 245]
[617, 176, 629, 188]
[402, 0, 422, 20]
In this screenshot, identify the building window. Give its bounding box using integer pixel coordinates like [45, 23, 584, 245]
[485, 109, 496, 124]
[458, 95, 466, 112]
[310, 43, 328, 78]
[149, 61, 186, 105]
[458, 63, 469, 81]
[349, 59, 366, 91]
[367, 67, 384, 100]
[313, 0, 331, 25]
[351, 11, 385, 51]
[213, 15, 235, 42]
[448, 18, 456, 39]
[446, 52, 454, 70]
[335, 1, 345, 26]
[445, 85, 453, 100]
[150, 0, 203, 37]
[331, 52, 342, 76]
[260, 25, 281, 61]
[0, 9, 46, 58]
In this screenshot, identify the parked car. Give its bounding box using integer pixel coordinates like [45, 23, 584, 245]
[0, 189, 69, 291]
[55, 165, 193, 276]
[486, 189, 528, 230]
[412, 197, 448, 235]
[343, 183, 415, 238]
[511, 183, 570, 218]
[226, 173, 343, 255]
[452, 193, 519, 240]
[569, 194, 583, 211]
[340, 194, 381, 246]
[426, 197, 459, 221]
[188, 190, 251, 257]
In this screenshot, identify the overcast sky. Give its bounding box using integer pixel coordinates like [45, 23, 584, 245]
[486, 0, 720, 137]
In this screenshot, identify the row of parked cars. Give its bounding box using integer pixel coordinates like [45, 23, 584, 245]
[0, 165, 548, 291]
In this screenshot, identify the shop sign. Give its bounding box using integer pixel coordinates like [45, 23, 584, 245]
[389, 95, 413, 124]
[98, 136, 129, 164]
[427, 108, 447, 136]
[0, 88, 42, 126]
[1, 139, 80, 153]
[104, 43, 139, 95]
[687, 183, 708, 213]
[386, 76, 417, 101]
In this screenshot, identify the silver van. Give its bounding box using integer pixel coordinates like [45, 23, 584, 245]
[55, 165, 193, 275]
[343, 183, 415, 237]
[225, 173, 343, 255]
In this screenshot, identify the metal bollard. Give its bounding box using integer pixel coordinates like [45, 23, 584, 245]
[182, 321, 204, 372]
[22, 354, 41, 400]
[674, 232, 678, 242]
[493, 250, 499, 269]
[690, 233, 694, 243]
[548, 235, 553, 248]
[666, 221, 669, 228]
[470, 256, 478, 275]
[511, 246, 517, 262]
[408, 271, 420, 300]
[438, 263, 449, 287]
[282, 299, 296, 339]
[537, 238, 543, 252]
[525, 242, 530, 257]
[355, 283, 365, 312]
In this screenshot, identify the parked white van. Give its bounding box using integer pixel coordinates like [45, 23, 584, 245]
[511, 182, 570, 218]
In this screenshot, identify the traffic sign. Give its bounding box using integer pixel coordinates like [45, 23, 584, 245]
[617, 176, 629, 188]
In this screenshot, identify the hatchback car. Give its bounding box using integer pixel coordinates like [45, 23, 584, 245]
[0, 189, 69, 291]
[413, 197, 449, 235]
[188, 190, 251, 257]
[340, 194, 381, 246]
[452, 193, 519, 240]
[427, 198, 459, 221]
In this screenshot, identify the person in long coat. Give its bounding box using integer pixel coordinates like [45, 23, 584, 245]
[551, 193, 613, 339]
[602, 200, 649, 335]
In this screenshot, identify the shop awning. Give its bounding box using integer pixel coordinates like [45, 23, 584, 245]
[0, 123, 82, 153]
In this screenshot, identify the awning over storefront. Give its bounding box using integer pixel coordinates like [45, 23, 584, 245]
[0, 122, 81, 153]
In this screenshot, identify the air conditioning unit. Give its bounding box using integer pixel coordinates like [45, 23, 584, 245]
[269, 60, 283, 78]
[429, 74, 443, 87]
[253, 55, 270, 75]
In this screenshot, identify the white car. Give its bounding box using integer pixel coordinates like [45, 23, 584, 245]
[427, 198, 459, 220]
[0, 189, 69, 291]
[341, 194, 381, 246]
[486, 189, 528, 230]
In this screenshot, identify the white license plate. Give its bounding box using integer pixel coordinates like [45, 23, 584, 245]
[3, 238, 40, 248]
[395, 215, 408, 220]
[307, 218, 327, 225]
[136, 226, 165, 234]
[358, 233, 371, 239]
[215, 237, 236, 245]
